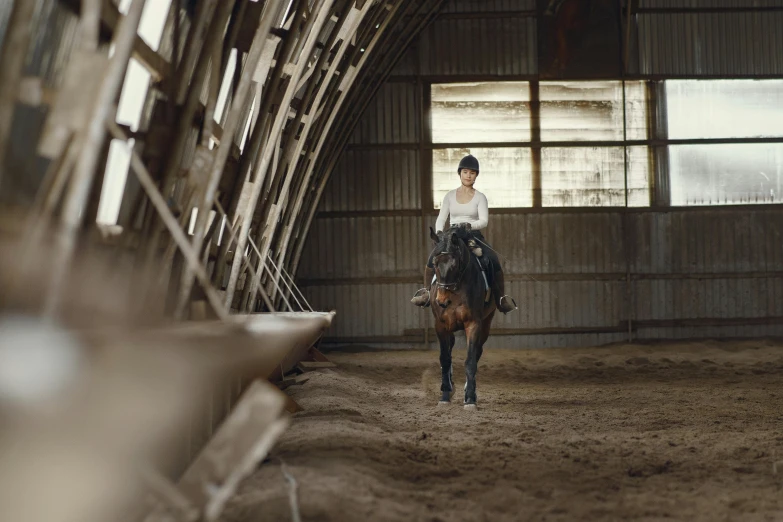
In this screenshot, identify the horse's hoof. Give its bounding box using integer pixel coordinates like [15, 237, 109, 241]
[464, 403, 477, 411]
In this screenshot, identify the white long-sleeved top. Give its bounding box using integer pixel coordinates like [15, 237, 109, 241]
[435, 189, 489, 232]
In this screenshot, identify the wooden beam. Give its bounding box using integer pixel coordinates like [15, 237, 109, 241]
[60, 0, 173, 80]
[107, 121, 229, 320]
[222, 0, 336, 308]
[173, 0, 285, 317]
[43, 0, 147, 318]
[0, 0, 37, 193]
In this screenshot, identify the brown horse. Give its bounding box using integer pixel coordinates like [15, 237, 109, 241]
[428, 226, 496, 409]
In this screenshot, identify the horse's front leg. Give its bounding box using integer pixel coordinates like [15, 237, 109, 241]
[464, 322, 482, 408]
[437, 327, 455, 404]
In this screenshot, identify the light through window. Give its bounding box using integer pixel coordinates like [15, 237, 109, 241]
[666, 80, 783, 205]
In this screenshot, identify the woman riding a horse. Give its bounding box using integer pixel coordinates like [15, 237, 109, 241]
[411, 154, 517, 314]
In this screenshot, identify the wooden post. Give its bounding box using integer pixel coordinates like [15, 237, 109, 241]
[222, 0, 335, 308]
[287, 1, 408, 279]
[43, 0, 147, 318]
[245, 0, 395, 309]
[173, 0, 285, 318]
[0, 0, 38, 195]
[108, 121, 229, 320]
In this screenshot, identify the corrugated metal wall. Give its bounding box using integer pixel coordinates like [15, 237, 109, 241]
[637, 0, 783, 76]
[300, 0, 783, 348]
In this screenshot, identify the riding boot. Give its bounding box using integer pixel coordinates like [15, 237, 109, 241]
[492, 268, 517, 314]
[411, 266, 435, 307]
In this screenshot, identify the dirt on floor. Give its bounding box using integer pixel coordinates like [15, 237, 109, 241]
[224, 339, 783, 522]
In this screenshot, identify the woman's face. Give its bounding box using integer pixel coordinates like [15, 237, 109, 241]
[459, 168, 477, 187]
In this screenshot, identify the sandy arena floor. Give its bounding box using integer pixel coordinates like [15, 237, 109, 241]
[224, 339, 783, 522]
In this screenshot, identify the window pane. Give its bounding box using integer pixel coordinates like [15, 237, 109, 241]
[431, 82, 531, 143]
[542, 147, 650, 207]
[670, 144, 783, 206]
[433, 148, 533, 209]
[627, 146, 652, 207]
[540, 81, 648, 142]
[666, 80, 783, 139]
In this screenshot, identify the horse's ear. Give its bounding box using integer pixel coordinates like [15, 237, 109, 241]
[430, 226, 439, 243]
[450, 233, 460, 246]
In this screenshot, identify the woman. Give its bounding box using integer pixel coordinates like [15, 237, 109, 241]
[411, 154, 517, 314]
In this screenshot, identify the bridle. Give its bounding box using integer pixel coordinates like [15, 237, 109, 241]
[433, 234, 470, 291]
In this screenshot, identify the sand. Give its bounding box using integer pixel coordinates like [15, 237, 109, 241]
[223, 339, 783, 522]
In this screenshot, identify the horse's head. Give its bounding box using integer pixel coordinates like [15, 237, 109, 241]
[430, 227, 468, 308]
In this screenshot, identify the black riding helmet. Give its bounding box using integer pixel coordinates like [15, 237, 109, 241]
[457, 154, 479, 174]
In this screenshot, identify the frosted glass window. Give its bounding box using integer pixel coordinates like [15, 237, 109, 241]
[670, 144, 783, 206]
[431, 82, 531, 143]
[666, 80, 783, 140]
[540, 81, 648, 142]
[542, 146, 651, 207]
[433, 148, 533, 209]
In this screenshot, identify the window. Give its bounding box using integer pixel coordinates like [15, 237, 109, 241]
[670, 144, 783, 206]
[430, 80, 650, 208]
[541, 146, 651, 207]
[431, 82, 533, 208]
[539, 81, 649, 207]
[666, 80, 783, 205]
[433, 148, 533, 209]
[540, 81, 647, 142]
[431, 82, 531, 143]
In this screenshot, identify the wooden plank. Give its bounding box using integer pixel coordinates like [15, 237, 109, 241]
[100, 0, 171, 81]
[175, 379, 289, 522]
[17, 77, 57, 107]
[0, 0, 38, 189]
[43, 0, 147, 319]
[284, 394, 304, 414]
[37, 50, 108, 159]
[60, 0, 172, 80]
[174, 0, 285, 316]
[107, 122, 229, 320]
[297, 360, 337, 370]
[307, 346, 331, 363]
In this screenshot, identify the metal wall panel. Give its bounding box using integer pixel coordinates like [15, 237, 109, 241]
[305, 283, 427, 337]
[630, 208, 783, 274]
[442, 0, 536, 13]
[390, 47, 418, 76]
[419, 16, 537, 76]
[348, 82, 419, 144]
[638, 11, 783, 75]
[634, 277, 783, 321]
[298, 216, 428, 280]
[485, 212, 626, 275]
[641, 0, 783, 7]
[319, 149, 421, 212]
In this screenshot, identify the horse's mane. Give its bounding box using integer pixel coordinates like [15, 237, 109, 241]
[434, 226, 472, 252]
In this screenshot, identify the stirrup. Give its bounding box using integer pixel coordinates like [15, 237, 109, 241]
[411, 288, 431, 307]
[498, 295, 517, 313]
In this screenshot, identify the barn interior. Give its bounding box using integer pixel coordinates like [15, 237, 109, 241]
[0, 0, 782, 520]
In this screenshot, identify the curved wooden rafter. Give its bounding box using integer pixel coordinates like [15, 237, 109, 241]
[5, 0, 448, 317]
